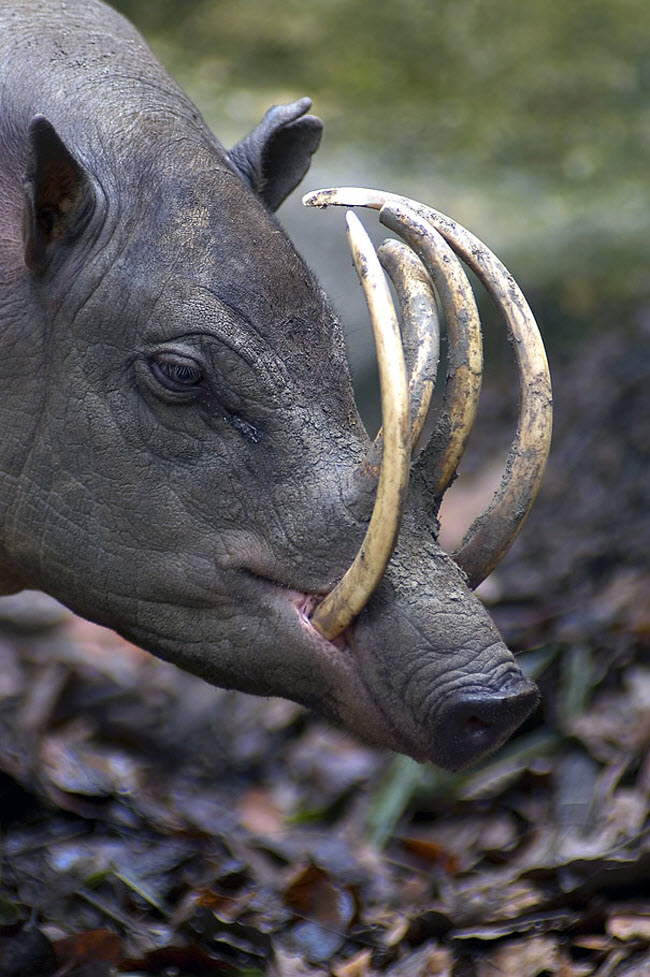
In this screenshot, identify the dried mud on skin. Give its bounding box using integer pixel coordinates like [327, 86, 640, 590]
[0, 326, 649, 976]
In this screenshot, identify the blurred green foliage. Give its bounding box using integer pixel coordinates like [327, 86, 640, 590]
[113, 0, 650, 348]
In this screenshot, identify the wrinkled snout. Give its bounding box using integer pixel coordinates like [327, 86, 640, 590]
[430, 675, 539, 770]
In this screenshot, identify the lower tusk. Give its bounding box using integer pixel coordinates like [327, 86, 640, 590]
[310, 211, 411, 639]
[377, 239, 439, 452]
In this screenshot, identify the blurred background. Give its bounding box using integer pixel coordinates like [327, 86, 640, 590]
[112, 0, 650, 376]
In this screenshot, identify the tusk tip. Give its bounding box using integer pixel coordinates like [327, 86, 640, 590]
[302, 188, 337, 208]
[303, 187, 386, 210]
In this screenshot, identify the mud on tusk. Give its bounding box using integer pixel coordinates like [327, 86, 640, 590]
[377, 239, 439, 453]
[379, 204, 483, 495]
[304, 187, 552, 589]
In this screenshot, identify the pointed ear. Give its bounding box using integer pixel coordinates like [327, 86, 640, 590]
[23, 115, 96, 274]
[229, 97, 323, 212]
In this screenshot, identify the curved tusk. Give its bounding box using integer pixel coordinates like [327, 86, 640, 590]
[377, 239, 440, 452]
[310, 211, 411, 639]
[304, 187, 387, 211]
[304, 187, 552, 588]
[379, 204, 483, 495]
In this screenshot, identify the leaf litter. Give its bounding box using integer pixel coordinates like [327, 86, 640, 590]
[0, 325, 649, 975]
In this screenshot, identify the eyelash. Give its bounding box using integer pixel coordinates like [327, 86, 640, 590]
[144, 349, 260, 443]
[150, 354, 204, 392]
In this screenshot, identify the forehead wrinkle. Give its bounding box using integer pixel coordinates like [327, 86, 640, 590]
[185, 285, 273, 370]
[186, 288, 316, 394]
[144, 285, 293, 395]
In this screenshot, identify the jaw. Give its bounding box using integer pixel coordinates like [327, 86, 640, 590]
[48, 554, 538, 772]
[290, 590, 430, 760]
[85, 564, 402, 756]
[216, 573, 539, 770]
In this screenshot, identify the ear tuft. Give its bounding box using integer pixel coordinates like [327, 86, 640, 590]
[229, 97, 323, 212]
[23, 115, 95, 274]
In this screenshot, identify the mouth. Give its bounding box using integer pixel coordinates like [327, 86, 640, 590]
[231, 566, 420, 756]
[244, 575, 430, 760]
[295, 592, 349, 652]
[233, 569, 538, 769]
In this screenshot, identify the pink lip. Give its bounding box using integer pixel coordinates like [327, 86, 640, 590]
[295, 592, 350, 653]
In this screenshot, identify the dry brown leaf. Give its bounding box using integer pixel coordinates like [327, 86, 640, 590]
[283, 862, 357, 964]
[120, 944, 234, 975]
[476, 935, 560, 977]
[595, 571, 650, 637]
[39, 732, 142, 797]
[238, 786, 287, 837]
[607, 913, 650, 942]
[557, 955, 595, 977]
[573, 935, 613, 951]
[422, 946, 453, 977]
[385, 944, 452, 977]
[593, 948, 631, 977]
[332, 948, 374, 977]
[401, 836, 459, 875]
[383, 915, 409, 948]
[612, 950, 650, 976]
[271, 946, 328, 977]
[283, 864, 355, 925]
[445, 875, 543, 930]
[54, 929, 122, 970]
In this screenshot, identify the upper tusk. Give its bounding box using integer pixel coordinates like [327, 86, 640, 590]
[304, 187, 552, 588]
[304, 187, 387, 211]
[376, 239, 439, 452]
[379, 203, 483, 495]
[430, 214, 552, 588]
[309, 211, 411, 639]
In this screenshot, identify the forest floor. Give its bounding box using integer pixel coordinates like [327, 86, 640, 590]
[0, 323, 648, 977]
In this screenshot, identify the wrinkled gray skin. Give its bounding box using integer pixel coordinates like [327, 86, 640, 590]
[0, 0, 538, 770]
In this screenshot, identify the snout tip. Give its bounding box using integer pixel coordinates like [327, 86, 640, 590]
[430, 678, 540, 771]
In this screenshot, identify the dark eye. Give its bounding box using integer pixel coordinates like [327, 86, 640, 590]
[149, 352, 204, 394]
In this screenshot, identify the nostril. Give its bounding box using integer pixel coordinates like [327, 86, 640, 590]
[463, 713, 494, 743]
[431, 680, 539, 771]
